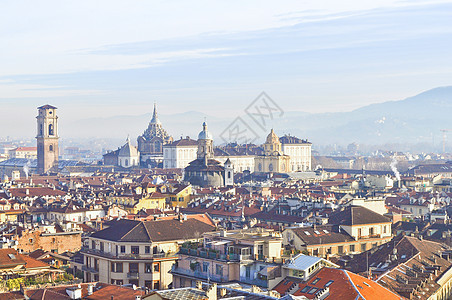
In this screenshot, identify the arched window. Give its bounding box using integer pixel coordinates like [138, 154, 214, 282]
[49, 124, 54, 136]
[49, 145, 53, 152]
[125, 159, 129, 166]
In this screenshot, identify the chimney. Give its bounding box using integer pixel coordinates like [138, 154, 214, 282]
[206, 283, 217, 300]
[135, 296, 141, 300]
[196, 281, 203, 290]
[88, 284, 94, 295]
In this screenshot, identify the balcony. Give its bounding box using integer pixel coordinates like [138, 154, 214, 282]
[127, 272, 139, 279]
[239, 276, 268, 288]
[81, 266, 99, 274]
[170, 265, 227, 283]
[81, 247, 176, 260]
[178, 247, 285, 264]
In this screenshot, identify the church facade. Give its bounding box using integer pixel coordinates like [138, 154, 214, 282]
[254, 129, 290, 173]
[137, 103, 173, 166]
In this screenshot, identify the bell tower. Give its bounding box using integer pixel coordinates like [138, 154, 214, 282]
[36, 105, 59, 174]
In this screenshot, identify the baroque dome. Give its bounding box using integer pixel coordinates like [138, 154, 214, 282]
[266, 129, 280, 144]
[198, 122, 213, 140]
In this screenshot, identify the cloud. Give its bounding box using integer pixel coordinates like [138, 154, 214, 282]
[0, 80, 105, 98]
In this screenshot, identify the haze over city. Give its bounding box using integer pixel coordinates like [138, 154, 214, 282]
[1, 0, 452, 144]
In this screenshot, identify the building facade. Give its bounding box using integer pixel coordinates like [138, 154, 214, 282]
[81, 218, 215, 289]
[280, 135, 311, 171]
[163, 138, 198, 169]
[255, 129, 290, 173]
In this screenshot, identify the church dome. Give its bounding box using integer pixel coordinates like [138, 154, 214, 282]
[119, 137, 139, 157]
[198, 122, 213, 140]
[266, 129, 280, 144]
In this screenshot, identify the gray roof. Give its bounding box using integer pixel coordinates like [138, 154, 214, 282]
[284, 254, 323, 271]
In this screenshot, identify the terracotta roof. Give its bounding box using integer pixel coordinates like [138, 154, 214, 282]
[0, 249, 26, 268]
[86, 285, 145, 300]
[274, 267, 401, 299]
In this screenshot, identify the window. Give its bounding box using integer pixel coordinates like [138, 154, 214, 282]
[383, 225, 387, 234]
[369, 227, 374, 236]
[131, 246, 139, 254]
[338, 246, 344, 254]
[129, 263, 138, 273]
[111, 262, 115, 272]
[145, 263, 152, 273]
[361, 243, 367, 252]
[153, 246, 158, 254]
[100, 242, 104, 252]
[153, 281, 160, 290]
[350, 245, 355, 252]
[325, 280, 334, 287]
[49, 145, 53, 151]
[215, 264, 223, 276]
[145, 246, 150, 254]
[116, 263, 123, 273]
[91, 240, 95, 249]
[125, 159, 129, 166]
[203, 262, 209, 272]
[358, 228, 362, 238]
[145, 281, 152, 289]
[116, 280, 123, 286]
[49, 124, 54, 136]
[121, 246, 126, 253]
[301, 286, 311, 293]
[312, 278, 321, 285]
[154, 263, 160, 272]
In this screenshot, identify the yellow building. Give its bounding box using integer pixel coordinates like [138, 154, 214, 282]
[255, 129, 290, 173]
[164, 184, 192, 208]
[133, 192, 167, 213]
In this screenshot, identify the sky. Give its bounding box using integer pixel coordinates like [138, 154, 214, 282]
[1, 0, 452, 138]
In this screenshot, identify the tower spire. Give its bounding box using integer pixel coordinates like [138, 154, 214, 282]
[150, 102, 161, 124]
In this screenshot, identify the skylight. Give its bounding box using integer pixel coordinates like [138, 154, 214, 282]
[325, 280, 334, 287]
[304, 231, 311, 235]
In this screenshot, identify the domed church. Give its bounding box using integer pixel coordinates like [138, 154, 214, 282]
[137, 103, 173, 165]
[254, 129, 290, 173]
[184, 122, 233, 187]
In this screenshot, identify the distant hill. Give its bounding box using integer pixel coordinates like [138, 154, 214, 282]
[63, 86, 451, 148]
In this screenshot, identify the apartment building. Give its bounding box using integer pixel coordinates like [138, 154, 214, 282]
[81, 218, 215, 289]
[171, 228, 286, 289]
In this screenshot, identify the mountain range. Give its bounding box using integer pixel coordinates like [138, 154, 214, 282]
[63, 86, 451, 149]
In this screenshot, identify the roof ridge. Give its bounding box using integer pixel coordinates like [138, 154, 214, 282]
[119, 221, 143, 241]
[142, 221, 153, 242]
[342, 269, 364, 299]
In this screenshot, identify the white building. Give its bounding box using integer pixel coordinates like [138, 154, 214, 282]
[280, 135, 312, 171]
[163, 138, 198, 169]
[118, 137, 140, 168]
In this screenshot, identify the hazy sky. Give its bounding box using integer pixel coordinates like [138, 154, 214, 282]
[1, 0, 452, 137]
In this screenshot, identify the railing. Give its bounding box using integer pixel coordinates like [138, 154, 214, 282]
[178, 247, 286, 264]
[239, 276, 268, 288]
[81, 247, 176, 260]
[127, 272, 139, 279]
[82, 266, 99, 274]
[170, 266, 228, 283]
